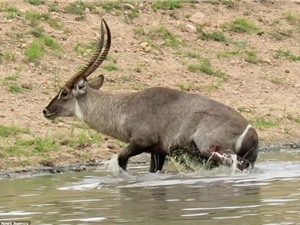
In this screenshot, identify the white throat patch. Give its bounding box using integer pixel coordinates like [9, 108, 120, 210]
[75, 100, 84, 120]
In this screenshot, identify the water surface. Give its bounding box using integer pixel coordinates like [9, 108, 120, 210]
[0, 149, 300, 225]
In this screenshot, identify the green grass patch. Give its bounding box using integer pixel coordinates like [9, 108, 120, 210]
[34, 137, 59, 152]
[197, 27, 228, 42]
[133, 65, 142, 73]
[42, 35, 60, 50]
[203, 0, 219, 4]
[26, 0, 44, 5]
[176, 82, 194, 91]
[295, 116, 300, 125]
[234, 40, 247, 48]
[284, 11, 300, 26]
[30, 26, 44, 38]
[152, 0, 182, 10]
[103, 64, 119, 71]
[25, 33, 60, 62]
[5, 6, 21, 19]
[25, 11, 50, 25]
[204, 0, 235, 6]
[0, 51, 15, 63]
[100, 1, 140, 19]
[225, 18, 260, 33]
[8, 83, 23, 93]
[3, 136, 59, 157]
[251, 117, 282, 130]
[25, 40, 45, 62]
[245, 51, 261, 64]
[0, 125, 29, 137]
[274, 49, 300, 61]
[261, 74, 283, 85]
[269, 29, 293, 40]
[101, 1, 122, 11]
[217, 49, 240, 58]
[188, 58, 227, 79]
[48, 3, 58, 12]
[186, 51, 202, 60]
[148, 26, 181, 48]
[25, 10, 60, 28]
[64, 1, 95, 16]
[135, 25, 180, 48]
[75, 41, 98, 56]
[2, 71, 25, 93]
[66, 128, 103, 147]
[134, 27, 146, 36]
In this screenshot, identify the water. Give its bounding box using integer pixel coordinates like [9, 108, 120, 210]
[0, 149, 300, 225]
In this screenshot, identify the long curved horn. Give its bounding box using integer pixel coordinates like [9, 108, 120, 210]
[64, 19, 111, 90]
[81, 19, 111, 79]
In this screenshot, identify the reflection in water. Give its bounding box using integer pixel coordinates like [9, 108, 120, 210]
[117, 181, 261, 225]
[0, 150, 300, 224]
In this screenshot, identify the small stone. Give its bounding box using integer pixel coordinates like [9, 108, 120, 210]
[79, 165, 86, 171]
[140, 42, 148, 48]
[189, 12, 209, 26]
[295, 83, 300, 88]
[186, 24, 196, 32]
[285, 69, 290, 73]
[262, 58, 272, 64]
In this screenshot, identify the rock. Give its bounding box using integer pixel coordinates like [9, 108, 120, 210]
[295, 83, 300, 88]
[285, 69, 290, 73]
[186, 24, 197, 32]
[189, 12, 209, 26]
[262, 58, 272, 64]
[140, 41, 148, 48]
[140, 42, 151, 53]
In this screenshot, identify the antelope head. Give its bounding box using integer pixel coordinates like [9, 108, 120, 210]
[43, 19, 111, 120]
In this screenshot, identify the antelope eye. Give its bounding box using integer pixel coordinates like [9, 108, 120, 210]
[61, 90, 68, 98]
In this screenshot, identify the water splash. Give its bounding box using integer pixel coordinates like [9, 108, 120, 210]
[170, 151, 243, 176]
[105, 155, 135, 179]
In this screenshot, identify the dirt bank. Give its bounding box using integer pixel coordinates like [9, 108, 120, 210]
[0, 0, 299, 171]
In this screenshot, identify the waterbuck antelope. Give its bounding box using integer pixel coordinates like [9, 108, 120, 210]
[43, 19, 258, 172]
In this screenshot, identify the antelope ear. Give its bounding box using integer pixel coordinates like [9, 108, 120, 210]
[73, 78, 87, 97]
[88, 75, 104, 90]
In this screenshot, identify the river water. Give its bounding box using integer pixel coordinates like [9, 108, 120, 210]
[0, 149, 300, 225]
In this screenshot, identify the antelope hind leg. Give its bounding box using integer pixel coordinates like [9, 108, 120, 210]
[149, 153, 166, 173]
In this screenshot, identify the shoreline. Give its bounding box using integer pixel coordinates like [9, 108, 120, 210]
[1, 143, 299, 179]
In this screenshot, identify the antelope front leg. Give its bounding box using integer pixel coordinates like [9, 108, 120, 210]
[118, 142, 146, 171]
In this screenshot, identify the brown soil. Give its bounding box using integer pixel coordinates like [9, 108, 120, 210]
[0, 0, 299, 171]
